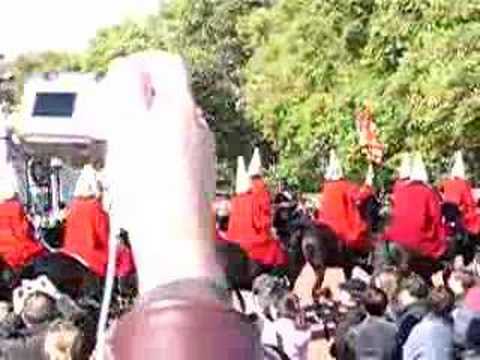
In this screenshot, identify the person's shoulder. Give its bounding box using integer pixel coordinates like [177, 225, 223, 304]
[454, 305, 479, 321]
[344, 311, 367, 328]
[374, 317, 398, 331]
[415, 315, 451, 333]
[357, 316, 396, 333]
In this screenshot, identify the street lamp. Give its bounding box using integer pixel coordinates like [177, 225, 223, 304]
[50, 157, 64, 216]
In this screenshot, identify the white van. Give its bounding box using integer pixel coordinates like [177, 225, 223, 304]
[8, 72, 107, 213]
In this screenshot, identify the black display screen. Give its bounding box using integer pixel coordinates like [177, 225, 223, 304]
[32, 92, 77, 117]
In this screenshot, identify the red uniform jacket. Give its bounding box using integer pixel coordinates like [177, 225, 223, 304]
[385, 181, 447, 259]
[439, 178, 480, 235]
[62, 198, 110, 277]
[0, 199, 44, 269]
[226, 179, 286, 267]
[316, 180, 369, 251]
[391, 179, 409, 199]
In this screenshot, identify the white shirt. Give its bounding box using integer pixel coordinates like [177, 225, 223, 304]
[261, 318, 311, 360]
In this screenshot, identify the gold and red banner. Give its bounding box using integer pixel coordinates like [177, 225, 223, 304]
[355, 105, 384, 165]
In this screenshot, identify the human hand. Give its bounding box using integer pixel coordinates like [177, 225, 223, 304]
[100, 51, 220, 294]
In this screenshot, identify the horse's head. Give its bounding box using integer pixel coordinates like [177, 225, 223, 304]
[442, 202, 462, 229]
[273, 201, 301, 245]
[441, 202, 469, 252]
[358, 195, 382, 233]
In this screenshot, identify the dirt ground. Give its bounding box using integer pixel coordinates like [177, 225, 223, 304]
[294, 265, 345, 360]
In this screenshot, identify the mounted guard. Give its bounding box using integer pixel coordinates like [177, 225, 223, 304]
[0, 160, 44, 292]
[439, 151, 480, 237]
[316, 150, 370, 254]
[227, 149, 286, 269]
[315, 150, 371, 278]
[383, 153, 447, 281]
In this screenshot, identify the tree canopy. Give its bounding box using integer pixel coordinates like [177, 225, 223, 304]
[240, 0, 480, 189]
[5, 0, 480, 190]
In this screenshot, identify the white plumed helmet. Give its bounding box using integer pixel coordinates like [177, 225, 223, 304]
[73, 164, 100, 198]
[325, 149, 343, 181]
[450, 150, 466, 179]
[397, 153, 411, 180]
[410, 152, 429, 183]
[248, 147, 263, 177]
[0, 162, 19, 202]
[235, 156, 250, 194]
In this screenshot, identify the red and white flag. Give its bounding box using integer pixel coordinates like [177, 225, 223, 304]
[355, 106, 384, 165]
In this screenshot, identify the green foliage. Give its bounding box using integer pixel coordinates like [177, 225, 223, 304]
[7, 0, 480, 189]
[82, 20, 165, 73]
[241, 0, 480, 189]
[82, 1, 270, 178]
[159, 0, 271, 165]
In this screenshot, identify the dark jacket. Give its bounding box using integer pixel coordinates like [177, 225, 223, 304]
[352, 316, 398, 360]
[331, 308, 366, 360]
[393, 301, 429, 360]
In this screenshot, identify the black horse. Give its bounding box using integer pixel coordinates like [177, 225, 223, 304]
[442, 202, 478, 266]
[367, 200, 479, 285]
[0, 250, 101, 305]
[216, 190, 384, 303]
[215, 201, 327, 305]
[19, 252, 103, 300]
[0, 223, 137, 320]
[285, 193, 383, 295]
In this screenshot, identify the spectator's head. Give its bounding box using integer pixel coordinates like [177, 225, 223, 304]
[362, 287, 388, 317]
[22, 292, 57, 326]
[338, 278, 367, 309]
[447, 269, 476, 297]
[371, 267, 400, 302]
[428, 286, 454, 317]
[44, 320, 85, 360]
[397, 273, 429, 308]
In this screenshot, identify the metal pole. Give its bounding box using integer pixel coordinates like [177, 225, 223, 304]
[25, 158, 32, 212]
[50, 158, 63, 216]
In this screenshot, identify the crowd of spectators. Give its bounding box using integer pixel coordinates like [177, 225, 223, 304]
[252, 266, 480, 360]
